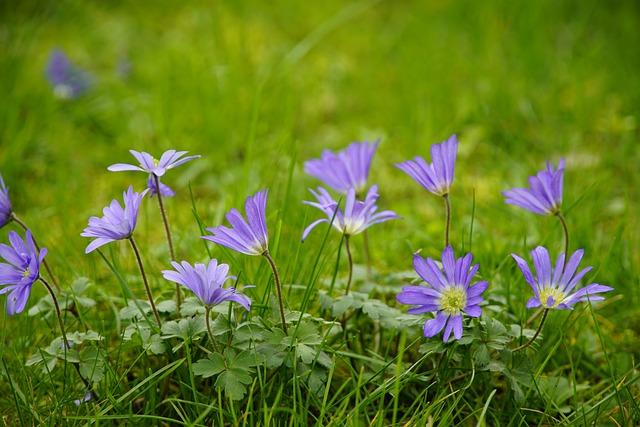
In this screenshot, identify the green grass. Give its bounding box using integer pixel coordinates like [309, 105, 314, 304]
[1, 0, 639, 425]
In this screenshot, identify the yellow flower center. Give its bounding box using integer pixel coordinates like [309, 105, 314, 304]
[439, 286, 467, 315]
[153, 157, 159, 167]
[539, 287, 566, 308]
[22, 268, 30, 278]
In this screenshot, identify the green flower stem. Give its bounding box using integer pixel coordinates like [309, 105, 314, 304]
[556, 212, 570, 268]
[263, 251, 288, 335]
[153, 175, 181, 307]
[128, 237, 162, 328]
[205, 306, 219, 353]
[344, 235, 354, 295]
[514, 308, 549, 352]
[443, 194, 451, 247]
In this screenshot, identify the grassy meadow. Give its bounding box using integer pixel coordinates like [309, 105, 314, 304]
[1, 0, 639, 425]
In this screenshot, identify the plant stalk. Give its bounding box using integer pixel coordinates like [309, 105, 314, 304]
[128, 237, 162, 328]
[514, 308, 549, 352]
[153, 175, 181, 306]
[263, 251, 288, 335]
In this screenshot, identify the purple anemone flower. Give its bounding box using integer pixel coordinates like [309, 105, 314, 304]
[0, 230, 46, 315]
[512, 246, 613, 309]
[202, 190, 269, 256]
[147, 176, 175, 198]
[397, 246, 488, 342]
[302, 185, 398, 241]
[108, 149, 200, 177]
[503, 159, 565, 215]
[304, 140, 380, 194]
[45, 49, 92, 99]
[396, 134, 458, 197]
[162, 259, 251, 310]
[0, 175, 12, 228]
[81, 186, 146, 253]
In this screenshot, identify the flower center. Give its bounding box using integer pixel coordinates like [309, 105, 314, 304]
[439, 286, 467, 315]
[539, 287, 566, 308]
[153, 157, 159, 167]
[22, 268, 30, 278]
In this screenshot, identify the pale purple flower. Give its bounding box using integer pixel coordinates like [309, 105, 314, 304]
[503, 159, 565, 215]
[45, 49, 92, 99]
[81, 186, 146, 253]
[147, 176, 175, 198]
[202, 190, 269, 256]
[304, 140, 380, 194]
[0, 230, 46, 315]
[302, 185, 398, 241]
[108, 149, 200, 177]
[74, 392, 93, 406]
[0, 175, 12, 228]
[512, 246, 613, 309]
[397, 246, 488, 342]
[162, 259, 251, 310]
[396, 134, 458, 196]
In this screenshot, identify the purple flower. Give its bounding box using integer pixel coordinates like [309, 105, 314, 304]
[0, 230, 47, 315]
[202, 190, 269, 256]
[304, 140, 380, 193]
[81, 186, 146, 253]
[0, 175, 12, 228]
[162, 259, 251, 310]
[147, 176, 175, 198]
[45, 49, 92, 99]
[302, 185, 398, 241]
[396, 134, 458, 196]
[503, 159, 565, 215]
[108, 149, 200, 177]
[74, 392, 93, 406]
[512, 246, 613, 310]
[397, 246, 488, 342]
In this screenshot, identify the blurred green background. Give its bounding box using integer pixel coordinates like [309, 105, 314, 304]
[1, 0, 638, 420]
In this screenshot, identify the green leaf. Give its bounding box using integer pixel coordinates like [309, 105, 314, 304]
[71, 277, 91, 295]
[215, 369, 252, 400]
[79, 347, 105, 383]
[193, 353, 226, 378]
[157, 300, 177, 314]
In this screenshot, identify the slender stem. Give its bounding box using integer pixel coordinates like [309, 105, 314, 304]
[128, 237, 161, 328]
[362, 230, 372, 279]
[12, 214, 60, 292]
[205, 306, 219, 353]
[556, 212, 570, 268]
[514, 309, 549, 352]
[344, 235, 354, 295]
[443, 194, 451, 247]
[262, 251, 287, 335]
[153, 175, 181, 307]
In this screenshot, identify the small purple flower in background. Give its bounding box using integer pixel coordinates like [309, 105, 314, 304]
[397, 246, 487, 342]
[147, 176, 175, 198]
[512, 246, 613, 310]
[162, 259, 251, 310]
[203, 190, 269, 256]
[302, 185, 398, 241]
[304, 140, 380, 194]
[396, 134, 458, 197]
[81, 186, 146, 253]
[74, 392, 93, 406]
[503, 159, 565, 216]
[0, 175, 12, 228]
[46, 49, 92, 99]
[108, 149, 200, 177]
[0, 230, 47, 315]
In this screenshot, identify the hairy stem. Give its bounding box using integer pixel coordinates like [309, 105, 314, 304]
[263, 251, 288, 335]
[153, 175, 181, 307]
[128, 237, 162, 328]
[556, 212, 570, 268]
[344, 235, 354, 295]
[443, 194, 451, 247]
[205, 306, 219, 353]
[514, 309, 549, 352]
[13, 214, 59, 291]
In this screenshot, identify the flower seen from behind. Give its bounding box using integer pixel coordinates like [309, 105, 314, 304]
[108, 149, 200, 177]
[503, 159, 565, 215]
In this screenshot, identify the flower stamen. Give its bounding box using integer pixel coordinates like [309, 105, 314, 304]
[439, 286, 467, 315]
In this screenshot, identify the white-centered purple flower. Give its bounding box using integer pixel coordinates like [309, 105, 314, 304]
[512, 246, 613, 310]
[0, 175, 12, 228]
[302, 185, 398, 241]
[396, 134, 459, 197]
[0, 230, 46, 315]
[304, 140, 380, 194]
[503, 159, 565, 215]
[202, 190, 269, 256]
[147, 176, 175, 198]
[397, 246, 488, 342]
[81, 186, 146, 253]
[45, 49, 92, 99]
[108, 149, 200, 177]
[162, 259, 251, 310]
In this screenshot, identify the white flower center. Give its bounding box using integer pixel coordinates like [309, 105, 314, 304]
[439, 286, 467, 315]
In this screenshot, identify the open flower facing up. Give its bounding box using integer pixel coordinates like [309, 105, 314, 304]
[108, 149, 200, 177]
[512, 246, 613, 309]
[162, 259, 251, 310]
[0, 175, 12, 228]
[396, 134, 458, 197]
[302, 185, 398, 241]
[304, 140, 380, 194]
[81, 186, 146, 253]
[147, 176, 175, 198]
[45, 49, 92, 99]
[203, 190, 269, 256]
[397, 246, 488, 342]
[503, 159, 565, 215]
[0, 230, 46, 315]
